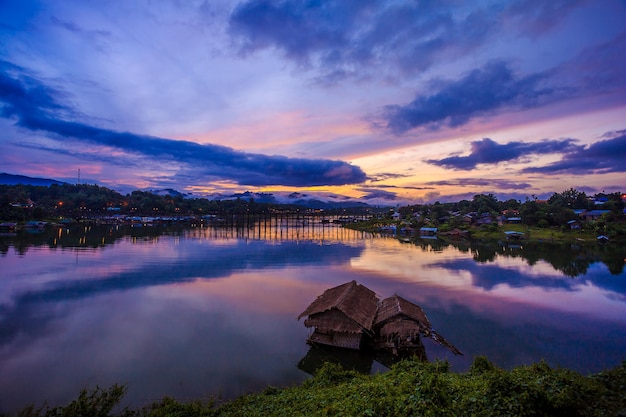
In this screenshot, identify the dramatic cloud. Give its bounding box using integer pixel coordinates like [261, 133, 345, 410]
[368, 172, 411, 182]
[381, 26, 626, 135]
[383, 61, 559, 133]
[361, 184, 434, 191]
[229, 0, 497, 81]
[228, 0, 605, 84]
[522, 132, 626, 175]
[426, 137, 580, 170]
[0, 60, 366, 187]
[503, 0, 588, 35]
[1, 1, 625, 201]
[357, 188, 398, 201]
[426, 178, 532, 190]
[565, 31, 626, 93]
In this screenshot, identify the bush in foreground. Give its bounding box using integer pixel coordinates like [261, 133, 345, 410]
[7, 357, 626, 417]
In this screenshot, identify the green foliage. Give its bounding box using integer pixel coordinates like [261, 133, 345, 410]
[2, 185, 623, 241]
[470, 193, 499, 214]
[10, 385, 131, 417]
[10, 359, 626, 417]
[137, 397, 214, 417]
[302, 362, 363, 388]
[0, 184, 382, 221]
[548, 188, 590, 209]
[469, 355, 497, 374]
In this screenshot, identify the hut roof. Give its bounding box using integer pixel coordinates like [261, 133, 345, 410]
[374, 295, 431, 328]
[298, 281, 379, 331]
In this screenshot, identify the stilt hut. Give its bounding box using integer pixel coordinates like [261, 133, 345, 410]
[298, 281, 379, 350]
[373, 294, 462, 356]
[373, 295, 428, 355]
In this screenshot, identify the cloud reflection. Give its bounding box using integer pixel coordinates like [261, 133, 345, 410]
[0, 237, 364, 346]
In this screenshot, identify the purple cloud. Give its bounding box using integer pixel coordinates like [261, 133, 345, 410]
[228, 0, 601, 85]
[228, 0, 497, 81]
[522, 132, 626, 174]
[383, 61, 559, 134]
[357, 188, 398, 201]
[380, 28, 626, 135]
[504, 0, 588, 35]
[426, 178, 532, 190]
[229, 0, 365, 64]
[0, 60, 366, 187]
[426, 137, 580, 170]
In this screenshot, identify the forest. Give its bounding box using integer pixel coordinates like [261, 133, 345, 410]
[1, 184, 624, 232]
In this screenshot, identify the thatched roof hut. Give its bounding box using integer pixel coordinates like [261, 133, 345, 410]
[299, 282, 462, 356]
[376, 295, 430, 327]
[374, 294, 462, 356]
[375, 295, 430, 340]
[298, 280, 379, 349]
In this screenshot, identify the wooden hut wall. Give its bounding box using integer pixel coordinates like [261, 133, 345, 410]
[378, 319, 421, 340]
[331, 332, 362, 350]
[304, 309, 364, 334]
[308, 330, 363, 350]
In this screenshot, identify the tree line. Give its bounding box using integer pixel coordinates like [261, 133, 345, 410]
[396, 189, 624, 227]
[0, 183, 367, 221]
[1, 184, 624, 228]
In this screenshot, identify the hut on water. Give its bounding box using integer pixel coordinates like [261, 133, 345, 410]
[373, 295, 462, 356]
[373, 294, 429, 357]
[299, 281, 463, 357]
[297, 281, 379, 350]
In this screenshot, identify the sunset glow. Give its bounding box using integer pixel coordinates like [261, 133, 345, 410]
[1, 1, 624, 203]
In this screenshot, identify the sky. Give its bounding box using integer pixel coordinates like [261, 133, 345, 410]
[0, 0, 625, 205]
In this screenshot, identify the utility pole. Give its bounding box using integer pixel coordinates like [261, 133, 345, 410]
[77, 168, 80, 185]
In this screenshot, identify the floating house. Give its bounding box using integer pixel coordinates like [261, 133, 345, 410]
[373, 294, 462, 356]
[504, 230, 525, 240]
[0, 222, 17, 232]
[299, 281, 462, 357]
[24, 220, 47, 229]
[297, 281, 379, 350]
[567, 219, 581, 230]
[373, 295, 429, 358]
[419, 227, 438, 236]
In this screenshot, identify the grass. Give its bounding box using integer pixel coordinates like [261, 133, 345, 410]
[7, 357, 626, 417]
[470, 224, 599, 242]
[344, 220, 613, 243]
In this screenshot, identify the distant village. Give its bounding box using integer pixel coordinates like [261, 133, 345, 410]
[1, 183, 625, 241]
[366, 191, 626, 242]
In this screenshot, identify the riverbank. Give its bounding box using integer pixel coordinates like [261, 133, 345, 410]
[344, 221, 625, 244]
[12, 357, 626, 416]
[469, 225, 601, 242]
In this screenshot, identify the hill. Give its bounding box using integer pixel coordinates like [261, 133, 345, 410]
[0, 173, 66, 187]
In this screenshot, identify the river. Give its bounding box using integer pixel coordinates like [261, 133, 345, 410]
[0, 221, 624, 412]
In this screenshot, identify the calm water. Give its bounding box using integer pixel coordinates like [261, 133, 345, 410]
[0, 222, 625, 412]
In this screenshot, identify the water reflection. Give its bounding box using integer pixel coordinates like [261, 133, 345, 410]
[407, 236, 625, 276]
[0, 237, 364, 346]
[2, 224, 623, 277]
[298, 345, 376, 375]
[0, 221, 371, 255]
[0, 224, 624, 413]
